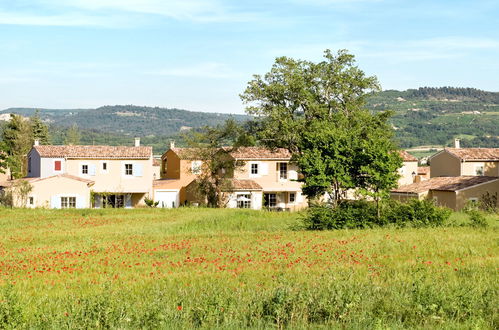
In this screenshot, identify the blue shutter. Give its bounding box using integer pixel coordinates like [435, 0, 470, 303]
[50, 196, 60, 209]
[89, 165, 96, 176]
[134, 163, 143, 177]
[76, 195, 85, 208]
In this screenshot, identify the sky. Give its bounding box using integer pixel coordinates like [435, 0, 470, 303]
[1, 0, 498, 114]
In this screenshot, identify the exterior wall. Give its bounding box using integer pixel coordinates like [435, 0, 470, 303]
[398, 161, 418, 186]
[40, 157, 66, 178]
[430, 151, 461, 177]
[0, 167, 11, 182]
[27, 149, 41, 178]
[461, 161, 499, 177]
[163, 150, 181, 179]
[64, 158, 153, 195]
[18, 177, 92, 208]
[233, 160, 308, 210]
[455, 180, 499, 210]
[427, 190, 456, 210]
[226, 191, 263, 210]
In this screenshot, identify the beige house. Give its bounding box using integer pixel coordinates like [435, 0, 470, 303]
[23, 138, 154, 208]
[398, 150, 418, 186]
[154, 145, 308, 210]
[429, 144, 499, 178]
[391, 176, 499, 210]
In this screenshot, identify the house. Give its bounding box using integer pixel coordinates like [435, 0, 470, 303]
[153, 142, 204, 208]
[391, 176, 499, 210]
[429, 139, 499, 177]
[154, 145, 308, 210]
[391, 140, 499, 210]
[22, 138, 154, 208]
[398, 150, 418, 185]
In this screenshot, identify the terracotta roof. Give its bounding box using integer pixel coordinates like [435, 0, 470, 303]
[445, 148, 499, 161]
[399, 150, 418, 162]
[230, 179, 262, 190]
[167, 148, 206, 160]
[152, 158, 161, 166]
[392, 176, 498, 193]
[229, 147, 291, 160]
[1, 174, 94, 187]
[32, 145, 152, 159]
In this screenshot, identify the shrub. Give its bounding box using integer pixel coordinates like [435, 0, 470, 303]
[144, 197, 159, 208]
[303, 199, 452, 230]
[466, 209, 488, 228]
[479, 192, 498, 213]
[383, 199, 451, 228]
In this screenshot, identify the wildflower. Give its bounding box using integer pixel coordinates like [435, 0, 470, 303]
[177, 305, 182, 311]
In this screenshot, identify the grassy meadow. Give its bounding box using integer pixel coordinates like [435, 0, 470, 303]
[0, 208, 497, 328]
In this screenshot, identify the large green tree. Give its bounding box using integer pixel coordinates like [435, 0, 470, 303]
[241, 49, 401, 206]
[30, 110, 50, 145]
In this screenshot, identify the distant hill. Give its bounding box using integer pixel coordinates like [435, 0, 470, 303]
[1, 87, 498, 151]
[366, 87, 499, 148]
[0, 105, 249, 137]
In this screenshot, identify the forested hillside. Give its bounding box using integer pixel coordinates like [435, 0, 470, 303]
[1, 87, 498, 152]
[366, 87, 499, 148]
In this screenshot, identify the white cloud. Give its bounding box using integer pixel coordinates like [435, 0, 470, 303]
[0, 10, 126, 27]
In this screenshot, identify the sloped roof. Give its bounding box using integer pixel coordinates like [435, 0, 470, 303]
[417, 167, 430, 175]
[444, 148, 499, 161]
[399, 150, 418, 162]
[231, 179, 262, 190]
[229, 147, 291, 160]
[392, 176, 498, 193]
[32, 145, 152, 159]
[167, 148, 206, 160]
[1, 174, 94, 187]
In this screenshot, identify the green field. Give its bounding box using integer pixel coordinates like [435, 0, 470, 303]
[0, 208, 497, 328]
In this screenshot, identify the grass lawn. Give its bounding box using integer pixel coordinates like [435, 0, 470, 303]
[0, 208, 497, 328]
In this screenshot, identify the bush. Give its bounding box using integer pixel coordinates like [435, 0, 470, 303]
[383, 199, 451, 228]
[466, 209, 488, 228]
[303, 200, 378, 230]
[303, 199, 452, 230]
[144, 197, 159, 208]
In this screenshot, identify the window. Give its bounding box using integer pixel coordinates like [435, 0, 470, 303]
[251, 163, 259, 175]
[81, 164, 88, 175]
[237, 194, 251, 208]
[61, 197, 76, 209]
[28, 157, 31, 173]
[28, 197, 34, 205]
[279, 163, 288, 180]
[192, 161, 202, 175]
[289, 193, 296, 203]
[54, 160, 61, 171]
[475, 165, 484, 176]
[125, 163, 133, 176]
[102, 162, 107, 171]
[264, 193, 277, 207]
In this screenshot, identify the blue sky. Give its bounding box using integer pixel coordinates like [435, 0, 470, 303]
[1, 0, 498, 113]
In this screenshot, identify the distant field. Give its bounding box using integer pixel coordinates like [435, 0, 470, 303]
[0, 208, 497, 328]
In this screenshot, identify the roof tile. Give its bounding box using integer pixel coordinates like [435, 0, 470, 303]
[392, 176, 498, 193]
[33, 145, 152, 159]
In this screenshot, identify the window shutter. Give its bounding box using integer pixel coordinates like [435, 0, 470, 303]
[89, 164, 96, 176]
[76, 195, 85, 208]
[54, 161, 61, 171]
[261, 163, 268, 175]
[134, 163, 143, 177]
[50, 196, 60, 209]
[289, 170, 298, 180]
[296, 192, 303, 203]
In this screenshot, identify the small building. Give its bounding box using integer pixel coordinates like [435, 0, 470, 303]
[429, 140, 499, 177]
[398, 150, 418, 186]
[391, 176, 499, 210]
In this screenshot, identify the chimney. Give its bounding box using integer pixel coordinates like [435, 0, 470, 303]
[134, 137, 140, 147]
[454, 138, 460, 149]
[34, 139, 40, 146]
[170, 140, 175, 149]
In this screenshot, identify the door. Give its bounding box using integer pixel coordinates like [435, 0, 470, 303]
[155, 190, 179, 208]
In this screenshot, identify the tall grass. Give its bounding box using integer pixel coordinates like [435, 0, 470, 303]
[0, 208, 497, 328]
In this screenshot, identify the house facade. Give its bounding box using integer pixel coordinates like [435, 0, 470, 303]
[154, 145, 308, 210]
[398, 150, 418, 185]
[22, 139, 154, 208]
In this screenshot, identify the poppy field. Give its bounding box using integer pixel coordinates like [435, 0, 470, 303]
[0, 208, 497, 328]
